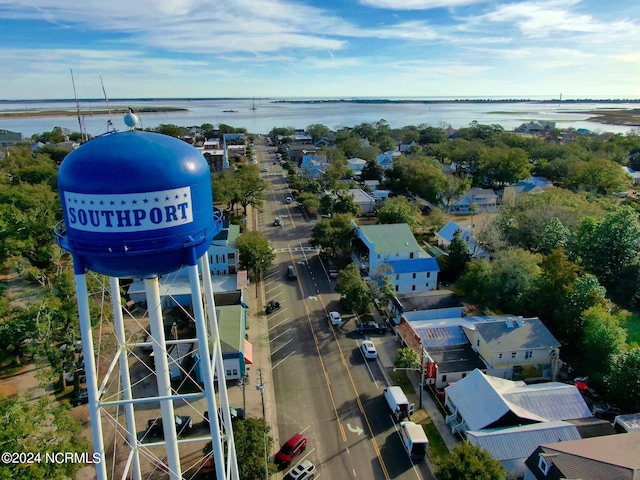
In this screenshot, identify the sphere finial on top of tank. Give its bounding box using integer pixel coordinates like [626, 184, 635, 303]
[54, 130, 223, 278]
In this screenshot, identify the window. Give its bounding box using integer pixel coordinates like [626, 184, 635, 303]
[412, 285, 416, 291]
[395, 285, 399, 292]
[461, 373, 466, 378]
[476, 340, 480, 346]
[498, 353, 503, 359]
[412, 273, 416, 279]
[511, 352, 517, 358]
[427, 272, 430, 278]
[410, 252, 414, 259]
[377, 254, 381, 259]
[396, 274, 400, 280]
[441, 375, 447, 382]
[525, 351, 533, 359]
[538, 455, 552, 475]
[228, 252, 235, 261]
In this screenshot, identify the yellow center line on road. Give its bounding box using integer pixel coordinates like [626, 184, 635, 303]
[287, 246, 391, 480]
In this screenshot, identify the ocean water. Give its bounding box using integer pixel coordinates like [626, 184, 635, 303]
[0, 98, 638, 138]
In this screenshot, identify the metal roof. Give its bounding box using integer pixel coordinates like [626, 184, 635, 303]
[470, 317, 560, 351]
[467, 421, 581, 461]
[357, 223, 423, 254]
[446, 369, 591, 431]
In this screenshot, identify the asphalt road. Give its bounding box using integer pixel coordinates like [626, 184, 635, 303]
[256, 138, 432, 480]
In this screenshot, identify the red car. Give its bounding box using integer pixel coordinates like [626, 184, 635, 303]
[275, 433, 307, 468]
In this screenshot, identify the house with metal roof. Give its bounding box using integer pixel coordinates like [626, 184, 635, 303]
[388, 290, 463, 326]
[467, 421, 582, 479]
[463, 317, 561, 381]
[192, 304, 251, 383]
[347, 157, 367, 175]
[348, 189, 377, 215]
[444, 369, 592, 435]
[524, 433, 640, 480]
[350, 222, 439, 293]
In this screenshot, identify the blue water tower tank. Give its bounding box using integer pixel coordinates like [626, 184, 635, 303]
[55, 131, 222, 278]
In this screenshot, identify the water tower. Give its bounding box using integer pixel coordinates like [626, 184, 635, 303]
[55, 128, 239, 480]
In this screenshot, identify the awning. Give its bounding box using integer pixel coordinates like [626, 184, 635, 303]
[243, 339, 253, 365]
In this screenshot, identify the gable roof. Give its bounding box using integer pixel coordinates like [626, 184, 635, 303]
[356, 223, 423, 254]
[468, 317, 560, 351]
[467, 421, 581, 462]
[526, 434, 640, 480]
[436, 220, 471, 243]
[446, 369, 591, 431]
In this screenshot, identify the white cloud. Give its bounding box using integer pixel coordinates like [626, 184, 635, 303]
[358, 0, 486, 9]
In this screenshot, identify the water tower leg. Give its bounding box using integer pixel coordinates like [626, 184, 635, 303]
[74, 272, 108, 480]
[187, 261, 226, 480]
[144, 276, 181, 480]
[200, 254, 240, 480]
[109, 277, 142, 480]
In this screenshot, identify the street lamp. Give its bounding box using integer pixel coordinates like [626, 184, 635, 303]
[256, 368, 268, 480]
[393, 361, 425, 410]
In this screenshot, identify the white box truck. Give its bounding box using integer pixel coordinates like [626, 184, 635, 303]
[399, 421, 428, 461]
[384, 386, 415, 420]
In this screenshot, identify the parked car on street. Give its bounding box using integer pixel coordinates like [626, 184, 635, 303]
[356, 320, 387, 335]
[71, 388, 89, 406]
[275, 433, 307, 468]
[329, 311, 342, 325]
[145, 415, 193, 438]
[266, 300, 281, 314]
[361, 340, 377, 359]
[284, 460, 316, 480]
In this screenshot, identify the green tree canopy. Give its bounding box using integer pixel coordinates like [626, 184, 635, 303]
[435, 442, 508, 480]
[604, 347, 640, 413]
[376, 196, 422, 229]
[476, 145, 531, 188]
[310, 214, 355, 255]
[236, 231, 275, 280]
[335, 263, 371, 314]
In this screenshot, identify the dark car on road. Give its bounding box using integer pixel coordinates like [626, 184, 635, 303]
[71, 388, 89, 406]
[266, 300, 280, 314]
[146, 415, 193, 438]
[275, 433, 307, 468]
[355, 320, 387, 335]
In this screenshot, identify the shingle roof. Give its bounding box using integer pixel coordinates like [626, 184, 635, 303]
[526, 434, 640, 480]
[469, 317, 561, 351]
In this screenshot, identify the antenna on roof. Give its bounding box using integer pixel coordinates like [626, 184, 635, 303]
[70, 69, 87, 143]
[100, 75, 115, 132]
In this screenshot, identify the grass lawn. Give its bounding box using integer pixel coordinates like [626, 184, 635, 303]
[388, 370, 451, 464]
[614, 308, 640, 347]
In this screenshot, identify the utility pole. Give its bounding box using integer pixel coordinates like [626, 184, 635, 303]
[257, 368, 268, 480]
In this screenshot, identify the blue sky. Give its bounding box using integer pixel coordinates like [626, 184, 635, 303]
[1, 0, 639, 99]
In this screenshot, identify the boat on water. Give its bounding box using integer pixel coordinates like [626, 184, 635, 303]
[222, 109, 239, 113]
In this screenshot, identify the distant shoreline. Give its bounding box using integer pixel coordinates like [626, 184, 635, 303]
[273, 98, 640, 105]
[0, 106, 187, 119]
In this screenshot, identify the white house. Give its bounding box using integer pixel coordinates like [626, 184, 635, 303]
[347, 158, 367, 175]
[349, 189, 377, 215]
[446, 187, 498, 213]
[350, 222, 439, 293]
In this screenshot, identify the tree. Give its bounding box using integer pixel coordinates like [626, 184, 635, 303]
[310, 214, 354, 254]
[576, 306, 626, 388]
[335, 263, 371, 314]
[377, 196, 422, 229]
[555, 273, 607, 343]
[476, 146, 531, 188]
[296, 192, 320, 214]
[394, 347, 420, 369]
[236, 164, 266, 216]
[367, 264, 395, 306]
[0, 395, 91, 480]
[574, 206, 640, 291]
[361, 159, 384, 182]
[203, 417, 277, 480]
[442, 229, 472, 282]
[435, 442, 508, 480]
[306, 123, 331, 143]
[604, 348, 640, 413]
[440, 175, 471, 211]
[536, 217, 571, 254]
[566, 157, 631, 195]
[236, 231, 275, 280]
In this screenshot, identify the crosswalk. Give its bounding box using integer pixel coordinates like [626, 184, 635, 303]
[273, 246, 316, 253]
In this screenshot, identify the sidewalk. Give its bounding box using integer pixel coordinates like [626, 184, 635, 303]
[372, 312, 460, 453]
